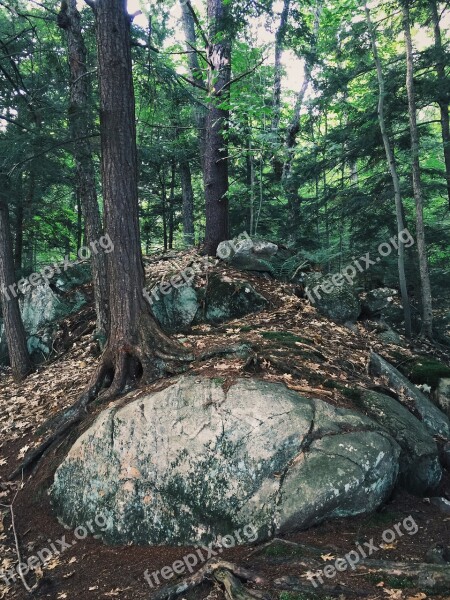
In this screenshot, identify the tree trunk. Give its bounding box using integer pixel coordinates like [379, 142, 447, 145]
[429, 0, 450, 210]
[179, 0, 206, 172]
[0, 179, 32, 382]
[180, 159, 195, 247]
[271, 0, 290, 135]
[168, 160, 176, 250]
[58, 0, 109, 344]
[282, 2, 321, 183]
[203, 0, 231, 255]
[14, 186, 24, 272]
[87, 0, 189, 399]
[402, 0, 433, 338]
[365, 2, 412, 338]
[161, 171, 168, 251]
[271, 0, 290, 180]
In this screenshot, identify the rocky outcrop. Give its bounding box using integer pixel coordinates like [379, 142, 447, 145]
[362, 288, 397, 318]
[434, 379, 450, 418]
[369, 353, 450, 438]
[150, 275, 268, 332]
[50, 378, 400, 546]
[0, 263, 90, 364]
[355, 390, 441, 494]
[304, 273, 361, 324]
[217, 237, 279, 273]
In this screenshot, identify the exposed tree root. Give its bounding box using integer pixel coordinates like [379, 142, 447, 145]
[358, 559, 450, 592]
[149, 560, 269, 600]
[10, 316, 193, 480]
[9, 329, 258, 480]
[214, 569, 270, 600]
[149, 557, 364, 600]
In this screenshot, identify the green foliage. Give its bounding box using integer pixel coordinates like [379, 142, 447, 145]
[0, 0, 449, 323]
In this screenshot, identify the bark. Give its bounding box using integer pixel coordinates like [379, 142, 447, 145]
[203, 0, 231, 255]
[13, 187, 23, 272]
[402, 0, 433, 338]
[160, 171, 168, 251]
[0, 179, 32, 382]
[365, 3, 412, 338]
[168, 160, 176, 250]
[179, 0, 206, 171]
[247, 128, 255, 236]
[91, 0, 190, 398]
[58, 0, 109, 343]
[179, 159, 195, 247]
[429, 0, 450, 209]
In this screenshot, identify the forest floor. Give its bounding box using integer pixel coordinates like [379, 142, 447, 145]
[0, 251, 449, 600]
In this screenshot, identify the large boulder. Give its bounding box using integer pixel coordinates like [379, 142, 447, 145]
[150, 275, 268, 332]
[150, 285, 200, 332]
[355, 390, 441, 494]
[217, 237, 279, 273]
[362, 288, 397, 318]
[369, 353, 450, 439]
[304, 273, 361, 324]
[50, 378, 400, 546]
[0, 265, 89, 365]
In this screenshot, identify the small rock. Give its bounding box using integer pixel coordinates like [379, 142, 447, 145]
[425, 544, 449, 565]
[430, 497, 450, 515]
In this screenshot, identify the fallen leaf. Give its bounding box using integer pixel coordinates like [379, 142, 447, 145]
[321, 553, 335, 561]
[384, 589, 403, 599]
[380, 542, 398, 550]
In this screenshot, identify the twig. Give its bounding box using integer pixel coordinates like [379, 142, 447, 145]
[0, 479, 39, 593]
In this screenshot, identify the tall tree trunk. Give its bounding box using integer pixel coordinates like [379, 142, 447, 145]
[14, 185, 24, 272]
[402, 0, 433, 339]
[168, 160, 176, 250]
[203, 0, 231, 255]
[83, 0, 188, 400]
[0, 179, 32, 382]
[180, 0, 206, 172]
[282, 2, 321, 183]
[161, 172, 168, 251]
[271, 0, 290, 135]
[58, 0, 109, 344]
[271, 0, 290, 180]
[429, 0, 450, 210]
[247, 126, 255, 236]
[180, 159, 195, 247]
[365, 2, 412, 338]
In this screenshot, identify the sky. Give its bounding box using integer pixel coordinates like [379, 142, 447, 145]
[126, 0, 305, 95]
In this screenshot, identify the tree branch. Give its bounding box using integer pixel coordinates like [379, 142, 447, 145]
[185, 0, 210, 48]
[218, 57, 266, 93]
[0, 115, 30, 131]
[177, 72, 207, 91]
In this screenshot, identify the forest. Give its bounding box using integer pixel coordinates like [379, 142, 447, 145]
[0, 0, 450, 599]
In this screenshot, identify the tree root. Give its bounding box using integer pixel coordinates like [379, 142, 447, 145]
[9, 332, 256, 480]
[148, 541, 450, 600]
[149, 556, 364, 600]
[10, 319, 193, 480]
[149, 560, 270, 600]
[214, 569, 270, 600]
[358, 559, 450, 592]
